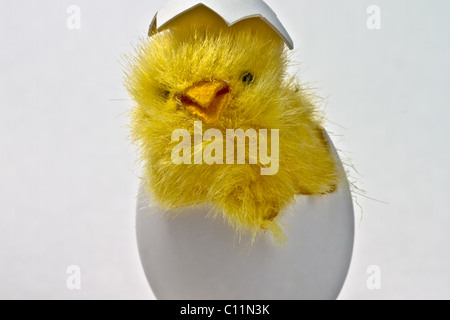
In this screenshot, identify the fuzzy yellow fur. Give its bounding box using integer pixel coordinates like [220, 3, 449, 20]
[125, 7, 341, 242]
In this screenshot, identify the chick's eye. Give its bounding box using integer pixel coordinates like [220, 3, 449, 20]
[161, 89, 170, 99]
[241, 72, 255, 85]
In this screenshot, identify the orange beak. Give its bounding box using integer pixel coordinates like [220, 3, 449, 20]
[178, 80, 230, 125]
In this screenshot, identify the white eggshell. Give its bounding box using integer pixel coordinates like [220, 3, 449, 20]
[136, 137, 354, 300]
[150, 0, 294, 49]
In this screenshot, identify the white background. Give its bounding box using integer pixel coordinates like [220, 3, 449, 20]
[0, 0, 449, 299]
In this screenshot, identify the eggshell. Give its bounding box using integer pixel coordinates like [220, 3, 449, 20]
[136, 136, 354, 300]
[149, 0, 294, 49]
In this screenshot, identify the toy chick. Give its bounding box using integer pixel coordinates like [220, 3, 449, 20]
[125, 0, 342, 242]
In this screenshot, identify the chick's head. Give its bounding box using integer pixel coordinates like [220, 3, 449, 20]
[128, 6, 288, 127]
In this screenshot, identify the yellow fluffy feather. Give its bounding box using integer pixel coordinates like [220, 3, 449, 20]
[125, 6, 341, 243]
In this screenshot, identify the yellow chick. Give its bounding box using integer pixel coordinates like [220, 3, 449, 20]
[126, 5, 341, 242]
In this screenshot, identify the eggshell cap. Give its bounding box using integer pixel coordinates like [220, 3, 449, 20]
[149, 0, 294, 50]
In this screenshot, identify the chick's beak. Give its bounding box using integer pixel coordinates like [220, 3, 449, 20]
[178, 80, 230, 125]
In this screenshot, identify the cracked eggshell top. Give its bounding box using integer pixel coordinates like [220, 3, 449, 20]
[149, 0, 294, 49]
